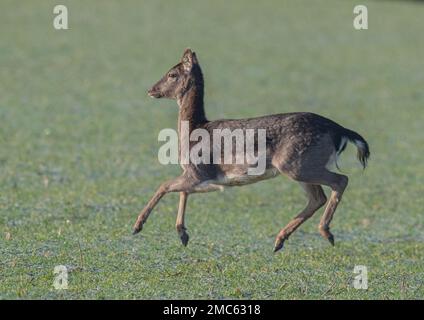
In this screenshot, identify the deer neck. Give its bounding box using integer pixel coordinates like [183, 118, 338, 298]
[177, 81, 207, 136]
[177, 78, 207, 165]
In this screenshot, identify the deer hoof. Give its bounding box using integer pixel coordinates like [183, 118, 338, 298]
[180, 231, 190, 247]
[327, 233, 335, 246]
[132, 223, 143, 235]
[273, 238, 285, 253]
[319, 226, 335, 246]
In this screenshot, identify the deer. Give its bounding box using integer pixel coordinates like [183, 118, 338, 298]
[132, 48, 370, 252]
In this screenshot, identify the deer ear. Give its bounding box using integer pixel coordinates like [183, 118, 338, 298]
[192, 51, 199, 64]
[181, 48, 196, 72]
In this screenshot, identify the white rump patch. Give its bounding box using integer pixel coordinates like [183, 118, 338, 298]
[337, 137, 348, 154]
[326, 151, 338, 170]
[354, 139, 366, 150]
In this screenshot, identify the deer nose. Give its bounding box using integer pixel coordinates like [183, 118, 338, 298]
[147, 88, 156, 97]
[147, 87, 161, 98]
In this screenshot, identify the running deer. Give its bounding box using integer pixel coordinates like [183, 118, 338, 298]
[133, 49, 370, 252]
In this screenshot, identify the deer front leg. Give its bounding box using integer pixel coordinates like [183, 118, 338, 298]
[132, 176, 193, 235]
[176, 192, 189, 246]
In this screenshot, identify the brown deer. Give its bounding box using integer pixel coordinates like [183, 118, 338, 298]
[133, 48, 370, 252]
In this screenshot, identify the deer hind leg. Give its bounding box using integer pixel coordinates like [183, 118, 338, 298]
[132, 175, 196, 235]
[176, 192, 189, 246]
[315, 171, 348, 246]
[289, 169, 348, 246]
[274, 183, 327, 252]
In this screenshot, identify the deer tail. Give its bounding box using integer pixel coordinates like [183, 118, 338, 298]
[337, 128, 370, 169]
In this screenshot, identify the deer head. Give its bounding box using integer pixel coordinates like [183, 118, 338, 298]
[147, 48, 200, 100]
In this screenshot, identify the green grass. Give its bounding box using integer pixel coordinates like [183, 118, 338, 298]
[1, 0, 423, 299]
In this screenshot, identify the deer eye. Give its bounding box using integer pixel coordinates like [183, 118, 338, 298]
[168, 73, 177, 78]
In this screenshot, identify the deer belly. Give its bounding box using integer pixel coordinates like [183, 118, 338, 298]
[216, 167, 279, 186]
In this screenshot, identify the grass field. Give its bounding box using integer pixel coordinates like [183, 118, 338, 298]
[1, 0, 423, 299]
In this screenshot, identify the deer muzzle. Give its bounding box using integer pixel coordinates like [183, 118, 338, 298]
[147, 88, 163, 98]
